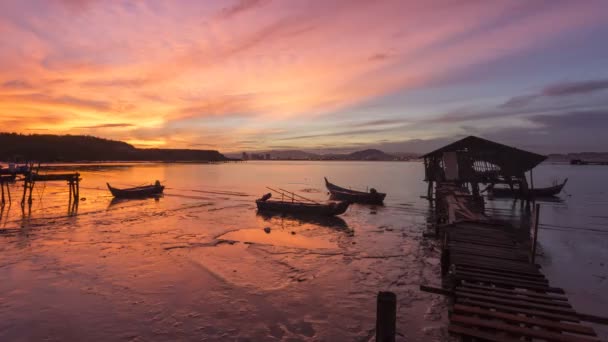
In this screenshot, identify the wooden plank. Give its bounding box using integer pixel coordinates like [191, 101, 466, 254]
[455, 273, 565, 293]
[456, 270, 549, 286]
[456, 288, 572, 308]
[460, 283, 568, 301]
[454, 304, 597, 336]
[451, 256, 540, 272]
[449, 248, 528, 262]
[458, 298, 580, 322]
[456, 263, 543, 277]
[455, 291, 577, 315]
[457, 265, 546, 281]
[451, 314, 599, 342]
[448, 323, 523, 342]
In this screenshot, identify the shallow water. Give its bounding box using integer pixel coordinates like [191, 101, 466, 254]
[0, 161, 606, 340]
[0, 161, 445, 341]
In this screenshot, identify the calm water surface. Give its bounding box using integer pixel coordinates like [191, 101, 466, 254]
[0, 161, 606, 340]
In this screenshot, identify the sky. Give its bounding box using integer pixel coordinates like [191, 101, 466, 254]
[1, 0, 608, 154]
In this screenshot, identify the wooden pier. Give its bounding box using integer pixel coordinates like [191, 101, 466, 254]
[21, 172, 81, 205]
[419, 137, 607, 341]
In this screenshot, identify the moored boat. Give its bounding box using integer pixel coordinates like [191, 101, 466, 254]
[490, 178, 567, 198]
[256, 192, 349, 216]
[107, 181, 164, 198]
[324, 177, 386, 204]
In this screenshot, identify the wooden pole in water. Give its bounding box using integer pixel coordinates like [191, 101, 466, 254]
[21, 178, 28, 206]
[531, 203, 540, 263]
[1, 182, 4, 205]
[376, 291, 396, 342]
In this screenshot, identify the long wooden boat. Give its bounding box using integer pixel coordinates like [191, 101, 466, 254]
[490, 178, 567, 198]
[324, 177, 386, 204]
[107, 182, 164, 198]
[256, 193, 349, 216]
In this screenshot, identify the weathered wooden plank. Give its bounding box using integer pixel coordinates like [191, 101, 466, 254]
[455, 291, 577, 315]
[460, 283, 568, 301]
[450, 248, 529, 262]
[451, 256, 540, 272]
[456, 270, 549, 286]
[457, 265, 546, 281]
[454, 273, 566, 294]
[448, 323, 523, 342]
[454, 304, 597, 336]
[458, 297, 580, 322]
[456, 263, 543, 277]
[451, 314, 599, 342]
[456, 288, 571, 308]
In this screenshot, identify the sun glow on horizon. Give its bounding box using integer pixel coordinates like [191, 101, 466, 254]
[1, 0, 607, 153]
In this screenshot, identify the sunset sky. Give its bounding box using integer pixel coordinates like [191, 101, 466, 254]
[1, 0, 607, 153]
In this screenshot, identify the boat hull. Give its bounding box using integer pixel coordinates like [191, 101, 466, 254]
[256, 200, 350, 216]
[324, 177, 386, 204]
[107, 183, 164, 198]
[490, 179, 567, 198]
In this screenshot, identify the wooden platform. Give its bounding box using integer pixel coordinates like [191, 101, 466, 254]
[422, 183, 605, 341]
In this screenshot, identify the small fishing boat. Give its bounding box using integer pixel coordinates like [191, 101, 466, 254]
[256, 188, 350, 216]
[324, 177, 386, 204]
[107, 181, 164, 198]
[490, 178, 568, 198]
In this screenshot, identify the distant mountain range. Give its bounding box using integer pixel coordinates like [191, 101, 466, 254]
[235, 149, 417, 161]
[0, 133, 229, 162]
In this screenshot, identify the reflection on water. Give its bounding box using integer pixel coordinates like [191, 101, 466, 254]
[1, 161, 606, 340]
[256, 211, 350, 232]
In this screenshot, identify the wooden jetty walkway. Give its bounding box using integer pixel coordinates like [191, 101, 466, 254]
[422, 182, 607, 341]
[418, 137, 608, 341]
[0, 164, 81, 207]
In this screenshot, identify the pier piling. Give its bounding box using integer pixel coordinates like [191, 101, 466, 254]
[376, 291, 396, 342]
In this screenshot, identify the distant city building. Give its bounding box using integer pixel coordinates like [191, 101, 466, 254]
[265, 153, 271, 160]
[242, 152, 249, 160]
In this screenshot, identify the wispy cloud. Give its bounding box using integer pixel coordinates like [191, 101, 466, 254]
[75, 123, 135, 129]
[218, 0, 270, 19]
[0, 0, 606, 151]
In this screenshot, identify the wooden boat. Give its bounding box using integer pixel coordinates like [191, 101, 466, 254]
[107, 182, 164, 198]
[255, 190, 349, 216]
[324, 177, 386, 204]
[490, 178, 568, 198]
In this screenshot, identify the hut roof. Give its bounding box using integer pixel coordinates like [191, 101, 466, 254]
[422, 136, 546, 174]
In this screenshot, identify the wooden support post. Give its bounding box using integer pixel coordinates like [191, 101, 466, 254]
[1, 183, 4, 205]
[531, 203, 540, 263]
[376, 291, 396, 342]
[28, 180, 34, 204]
[21, 179, 28, 206]
[75, 178, 80, 201]
[529, 169, 534, 191]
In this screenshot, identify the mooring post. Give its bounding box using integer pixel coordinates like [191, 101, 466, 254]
[376, 291, 396, 342]
[531, 203, 540, 263]
[75, 177, 80, 201]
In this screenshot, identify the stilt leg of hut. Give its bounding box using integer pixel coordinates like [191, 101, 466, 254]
[6, 183, 10, 203]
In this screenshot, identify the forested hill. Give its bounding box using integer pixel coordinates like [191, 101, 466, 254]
[0, 133, 229, 162]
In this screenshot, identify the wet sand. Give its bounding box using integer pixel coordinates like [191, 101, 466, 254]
[0, 162, 447, 341]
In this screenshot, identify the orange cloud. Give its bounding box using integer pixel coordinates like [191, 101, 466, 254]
[0, 0, 606, 151]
